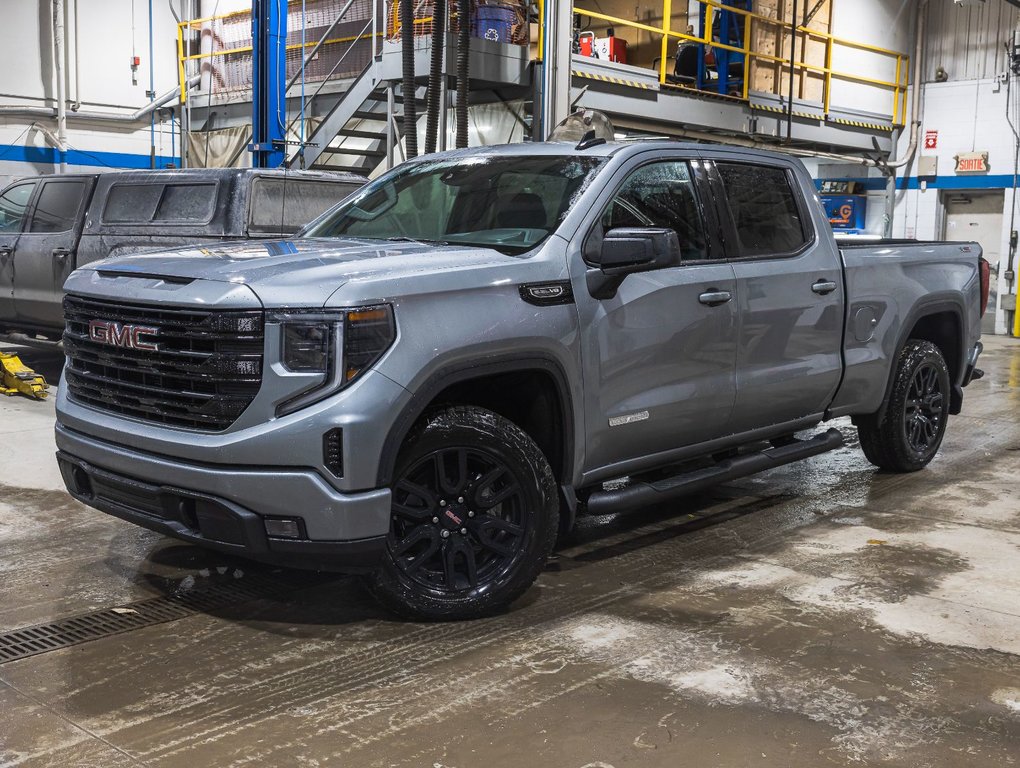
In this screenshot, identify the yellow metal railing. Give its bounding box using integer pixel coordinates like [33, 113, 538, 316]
[176, 8, 382, 105]
[539, 0, 909, 126]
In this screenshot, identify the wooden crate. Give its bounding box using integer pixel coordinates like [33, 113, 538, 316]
[749, 0, 831, 102]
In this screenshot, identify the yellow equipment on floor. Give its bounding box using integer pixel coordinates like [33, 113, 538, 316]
[0, 352, 49, 400]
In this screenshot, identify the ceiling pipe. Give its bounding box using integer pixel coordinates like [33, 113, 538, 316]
[880, 0, 928, 171]
[71, 0, 81, 111]
[877, 0, 928, 237]
[0, 76, 199, 123]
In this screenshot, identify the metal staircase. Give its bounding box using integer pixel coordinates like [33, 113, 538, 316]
[288, 63, 425, 174]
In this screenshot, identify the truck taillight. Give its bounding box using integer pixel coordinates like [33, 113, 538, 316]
[979, 257, 991, 317]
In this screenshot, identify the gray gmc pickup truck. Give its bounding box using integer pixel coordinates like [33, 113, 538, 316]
[54, 141, 989, 620]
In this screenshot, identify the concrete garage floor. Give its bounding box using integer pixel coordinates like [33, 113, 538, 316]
[1, 337, 1020, 768]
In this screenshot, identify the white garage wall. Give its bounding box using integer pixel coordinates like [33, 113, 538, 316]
[924, 0, 1019, 83]
[891, 76, 1017, 335]
[888, 0, 1019, 335]
[0, 0, 185, 184]
[829, 0, 912, 119]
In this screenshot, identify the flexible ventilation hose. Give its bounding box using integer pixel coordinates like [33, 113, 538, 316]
[400, 0, 418, 158]
[424, 0, 446, 153]
[455, 0, 469, 148]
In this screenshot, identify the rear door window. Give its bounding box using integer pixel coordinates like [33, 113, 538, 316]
[0, 182, 37, 233]
[28, 180, 88, 233]
[103, 182, 217, 224]
[249, 178, 359, 235]
[716, 163, 808, 256]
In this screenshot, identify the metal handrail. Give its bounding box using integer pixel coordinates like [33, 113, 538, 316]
[176, 2, 381, 106]
[285, 15, 375, 140]
[285, 0, 360, 94]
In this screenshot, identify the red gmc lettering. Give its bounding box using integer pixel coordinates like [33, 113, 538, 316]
[88, 320, 159, 352]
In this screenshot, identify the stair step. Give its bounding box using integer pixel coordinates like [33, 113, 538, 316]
[321, 146, 387, 157]
[337, 128, 386, 140]
[365, 91, 426, 107]
[352, 110, 405, 122]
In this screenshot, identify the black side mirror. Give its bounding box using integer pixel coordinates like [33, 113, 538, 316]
[587, 227, 681, 299]
[598, 227, 681, 274]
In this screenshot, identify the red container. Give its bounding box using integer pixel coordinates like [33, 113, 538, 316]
[595, 35, 627, 64]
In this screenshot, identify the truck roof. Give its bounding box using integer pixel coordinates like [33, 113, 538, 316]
[11, 167, 367, 185]
[395, 139, 806, 167]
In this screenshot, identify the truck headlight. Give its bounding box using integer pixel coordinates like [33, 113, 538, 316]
[282, 322, 331, 372]
[272, 305, 395, 416]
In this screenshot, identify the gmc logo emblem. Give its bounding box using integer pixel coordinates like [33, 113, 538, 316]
[88, 320, 159, 352]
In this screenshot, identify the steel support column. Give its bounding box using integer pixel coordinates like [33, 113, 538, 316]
[539, 0, 571, 139]
[250, 0, 287, 167]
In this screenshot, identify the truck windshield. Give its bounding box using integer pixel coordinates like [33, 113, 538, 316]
[301, 155, 606, 255]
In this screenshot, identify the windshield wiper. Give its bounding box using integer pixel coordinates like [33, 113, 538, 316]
[386, 236, 451, 246]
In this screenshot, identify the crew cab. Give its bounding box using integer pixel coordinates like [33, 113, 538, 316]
[0, 168, 364, 339]
[53, 141, 988, 620]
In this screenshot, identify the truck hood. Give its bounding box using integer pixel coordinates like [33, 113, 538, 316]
[81, 238, 520, 307]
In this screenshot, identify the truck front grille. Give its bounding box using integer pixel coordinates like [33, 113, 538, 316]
[63, 295, 264, 431]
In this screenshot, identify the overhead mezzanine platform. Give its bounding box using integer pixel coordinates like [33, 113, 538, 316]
[175, 0, 909, 172]
[563, 53, 897, 155]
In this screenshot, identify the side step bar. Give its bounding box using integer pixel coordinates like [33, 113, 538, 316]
[584, 428, 845, 516]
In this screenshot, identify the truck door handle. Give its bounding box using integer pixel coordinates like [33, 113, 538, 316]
[52, 248, 71, 260]
[0, 248, 10, 258]
[698, 290, 732, 306]
[812, 279, 837, 295]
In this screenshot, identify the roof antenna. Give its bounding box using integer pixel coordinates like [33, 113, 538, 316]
[575, 129, 606, 151]
[548, 108, 615, 148]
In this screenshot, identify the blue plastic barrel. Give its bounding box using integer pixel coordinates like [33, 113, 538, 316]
[473, 4, 517, 44]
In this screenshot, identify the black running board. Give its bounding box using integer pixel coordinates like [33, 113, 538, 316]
[584, 428, 845, 516]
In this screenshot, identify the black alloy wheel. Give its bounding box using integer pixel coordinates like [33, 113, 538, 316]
[368, 406, 558, 620]
[903, 361, 945, 454]
[857, 339, 951, 472]
[390, 446, 527, 592]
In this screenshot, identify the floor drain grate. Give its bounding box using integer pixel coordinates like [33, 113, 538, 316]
[0, 572, 322, 664]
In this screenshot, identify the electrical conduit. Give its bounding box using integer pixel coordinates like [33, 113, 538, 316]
[52, 0, 67, 173]
[424, 0, 446, 154]
[400, 0, 417, 158]
[455, 0, 469, 148]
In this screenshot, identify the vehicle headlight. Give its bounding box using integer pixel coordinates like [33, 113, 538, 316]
[272, 305, 396, 416]
[282, 321, 332, 372]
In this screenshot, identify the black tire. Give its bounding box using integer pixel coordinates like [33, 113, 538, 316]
[367, 405, 559, 621]
[857, 339, 951, 472]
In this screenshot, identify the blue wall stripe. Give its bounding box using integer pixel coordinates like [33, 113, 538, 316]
[0, 143, 179, 170]
[815, 175, 1016, 192]
[895, 174, 1016, 191]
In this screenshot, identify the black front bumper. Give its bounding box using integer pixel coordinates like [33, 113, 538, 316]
[57, 452, 386, 573]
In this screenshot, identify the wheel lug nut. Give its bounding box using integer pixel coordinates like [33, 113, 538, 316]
[457, 496, 464, 503]
[440, 500, 446, 506]
[468, 510, 475, 518]
[441, 530, 450, 538]
[460, 528, 467, 535]
[432, 517, 439, 524]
